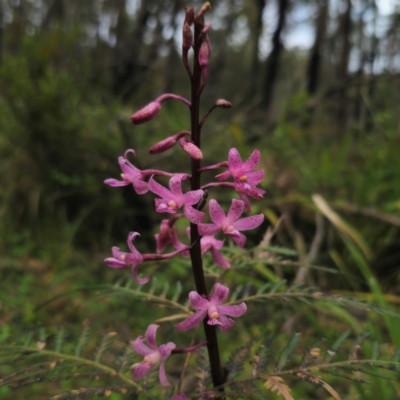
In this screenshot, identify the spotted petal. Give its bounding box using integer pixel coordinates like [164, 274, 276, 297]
[174, 310, 207, 331]
[232, 214, 264, 231]
[208, 199, 226, 226]
[216, 314, 235, 332]
[228, 148, 242, 170]
[148, 176, 174, 201]
[226, 199, 244, 225]
[188, 291, 210, 309]
[218, 303, 247, 317]
[210, 283, 229, 305]
[242, 149, 260, 171]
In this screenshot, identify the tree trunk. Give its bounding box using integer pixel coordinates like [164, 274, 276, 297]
[261, 0, 289, 113]
[306, 0, 328, 95]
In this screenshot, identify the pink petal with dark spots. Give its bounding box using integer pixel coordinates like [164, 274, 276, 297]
[189, 291, 210, 309]
[228, 148, 242, 170]
[226, 199, 244, 224]
[242, 149, 260, 171]
[208, 199, 226, 226]
[174, 310, 207, 331]
[232, 214, 264, 231]
[210, 283, 229, 304]
[218, 303, 247, 317]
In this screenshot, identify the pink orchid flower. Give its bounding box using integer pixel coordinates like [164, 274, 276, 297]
[105, 232, 190, 284]
[131, 324, 176, 386]
[175, 283, 246, 332]
[104, 232, 147, 284]
[104, 149, 148, 194]
[198, 199, 264, 247]
[148, 174, 205, 224]
[216, 148, 264, 186]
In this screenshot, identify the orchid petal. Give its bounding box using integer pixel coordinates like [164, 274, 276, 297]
[232, 214, 264, 231]
[208, 199, 226, 226]
[119, 157, 140, 176]
[228, 148, 242, 170]
[132, 361, 154, 380]
[148, 176, 174, 201]
[226, 199, 244, 224]
[159, 342, 176, 360]
[198, 223, 220, 236]
[218, 303, 247, 317]
[132, 336, 153, 356]
[210, 247, 230, 269]
[246, 170, 264, 186]
[210, 283, 229, 305]
[183, 189, 204, 205]
[174, 310, 207, 331]
[159, 360, 170, 386]
[227, 230, 247, 247]
[188, 291, 210, 309]
[127, 232, 141, 252]
[215, 170, 231, 181]
[217, 314, 235, 332]
[104, 178, 129, 187]
[145, 324, 159, 350]
[242, 149, 260, 171]
[104, 258, 126, 268]
[238, 192, 252, 212]
[184, 205, 205, 224]
[132, 263, 150, 284]
[169, 174, 185, 196]
[133, 180, 149, 195]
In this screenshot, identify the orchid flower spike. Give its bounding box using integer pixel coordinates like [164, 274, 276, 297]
[104, 232, 148, 284]
[175, 283, 247, 332]
[198, 199, 264, 247]
[104, 149, 149, 194]
[216, 148, 264, 186]
[148, 174, 205, 224]
[131, 324, 176, 386]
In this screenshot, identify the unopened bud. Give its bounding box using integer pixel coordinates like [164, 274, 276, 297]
[215, 99, 232, 109]
[182, 22, 193, 52]
[179, 138, 203, 161]
[197, 2, 211, 19]
[131, 102, 161, 125]
[184, 6, 195, 25]
[149, 131, 191, 154]
[199, 38, 211, 68]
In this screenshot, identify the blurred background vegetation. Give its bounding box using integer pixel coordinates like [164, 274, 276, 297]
[1, 0, 400, 398]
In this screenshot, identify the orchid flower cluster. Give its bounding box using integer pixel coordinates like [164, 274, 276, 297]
[104, 3, 265, 396]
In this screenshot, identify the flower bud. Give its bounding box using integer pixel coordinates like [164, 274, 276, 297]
[179, 138, 203, 161]
[197, 2, 211, 19]
[199, 38, 211, 68]
[184, 6, 195, 25]
[215, 99, 232, 109]
[131, 102, 161, 125]
[149, 131, 191, 154]
[182, 22, 193, 52]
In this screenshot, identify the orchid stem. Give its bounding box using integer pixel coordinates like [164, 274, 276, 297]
[188, 15, 225, 392]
